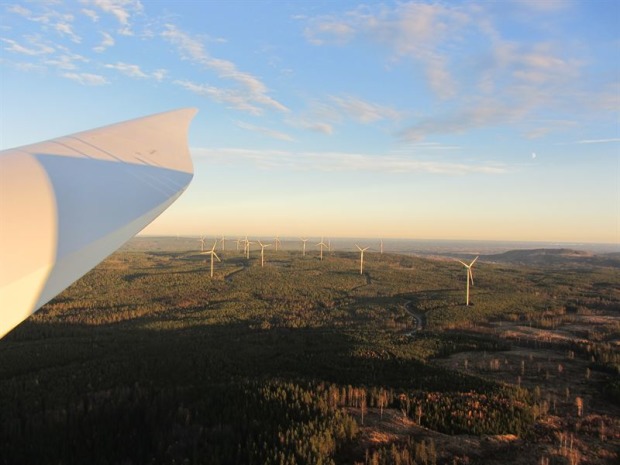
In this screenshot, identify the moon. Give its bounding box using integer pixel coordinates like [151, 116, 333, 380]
[531, 152, 537, 159]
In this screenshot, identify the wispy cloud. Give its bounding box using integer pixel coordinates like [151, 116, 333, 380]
[103, 61, 140, 77]
[235, 121, 295, 142]
[83, 0, 144, 35]
[162, 24, 288, 114]
[54, 22, 81, 43]
[93, 32, 114, 52]
[192, 147, 506, 175]
[1, 36, 55, 56]
[81, 9, 100, 22]
[289, 118, 334, 135]
[512, 0, 574, 12]
[289, 95, 402, 135]
[44, 49, 88, 70]
[62, 72, 109, 86]
[104, 61, 166, 80]
[304, 2, 603, 141]
[575, 138, 620, 144]
[330, 95, 403, 123]
[305, 3, 468, 100]
[174, 79, 265, 115]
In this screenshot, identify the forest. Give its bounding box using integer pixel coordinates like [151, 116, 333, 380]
[0, 238, 618, 464]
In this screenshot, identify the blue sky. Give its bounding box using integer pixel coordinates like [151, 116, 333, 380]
[1, 0, 618, 244]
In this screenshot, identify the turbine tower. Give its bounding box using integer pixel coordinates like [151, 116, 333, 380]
[201, 241, 221, 278]
[198, 235, 206, 252]
[317, 238, 328, 261]
[274, 235, 282, 252]
[300, 238, 308, 256]
[258, 240, 271, 267]
[356, 245, 370, 274]
[380, 239, 384, 255]
[245, 237, 255, 259]
[457, 256, 479, 306]
[220, 235, 226, 251]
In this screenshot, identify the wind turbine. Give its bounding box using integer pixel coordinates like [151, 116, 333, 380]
[258, 240, 271, 267]
[356, 245, 370, 274]
[380, 239, 384, 255]
[317, 238, 328, 261]
[201, 241, 221, 278]
[274, 235, 282, 252]
[457, 256, 479, 306]
[198, 235, 206, 252]
[245, 236, 255, 259]
[300, 238, 308, 256]
[235, 237, 242, 252]
[220, 235, 226, 251]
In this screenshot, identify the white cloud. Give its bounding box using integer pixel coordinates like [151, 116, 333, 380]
[62, 72, 109, 86]
[304, 20, 355, 45]
[235, 121, 295, 142]
[1, 37, 54, 56]
[85, 0, 143, 34]
[54, 22, 81, 43]
[304, 3, 468, 100]
[81, 9, 99, 22]
[303, 2, 604, 140]
[576, 138, 620, 144]
[93, 32, 114, 52]
[192, 147, 506, 175]
[163, 24, 288, 114]
[104, 61, 167, 80]
[512, 0, 573, 12]
[330, 95, 403, 123]
[152, 68, 166, 81]
[174, 79, 263, 115]
[105, 61, 147, 78]
[398, 98, 529, 141]
[287, 95, 402, 136]
[44, 51, 88, 70]
[290, 119, 334, 135]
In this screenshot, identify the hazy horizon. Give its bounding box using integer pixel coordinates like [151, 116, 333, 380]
[133, 234, 619, 254]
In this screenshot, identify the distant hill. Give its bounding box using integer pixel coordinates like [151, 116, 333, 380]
[481, 248, 620, 268]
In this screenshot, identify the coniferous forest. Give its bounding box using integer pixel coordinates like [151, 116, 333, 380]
[1, 238, 618, 464]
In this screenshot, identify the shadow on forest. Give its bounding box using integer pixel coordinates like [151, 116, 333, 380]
[0, 316, 489, 399]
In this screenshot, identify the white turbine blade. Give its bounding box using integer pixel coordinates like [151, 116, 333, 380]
[213, 251, 221, 262]
[469, 256, 479, 267]
[0, 108, 196, 339]
[456, 259, 469, 268]
[356, 244, 362, 251]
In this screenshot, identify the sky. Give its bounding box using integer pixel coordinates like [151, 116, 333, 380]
[0, 0, 618, 244]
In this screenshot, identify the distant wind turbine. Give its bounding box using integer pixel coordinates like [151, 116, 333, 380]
[356, 245, 370, 274]
[220, 235, 226, 251]
[245, 237, 255, 259]
[235, 237, 242, 252]
[317, 238, 328, 261]
[198, 235, 206, 252]
[201, 241, 221, 278]
[301, 238, 309, 256]
[380, 239, 383, 255]
[258, 240, 271, 267]
[457, 256, 479, 306]
[274, 235, 282, 252]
